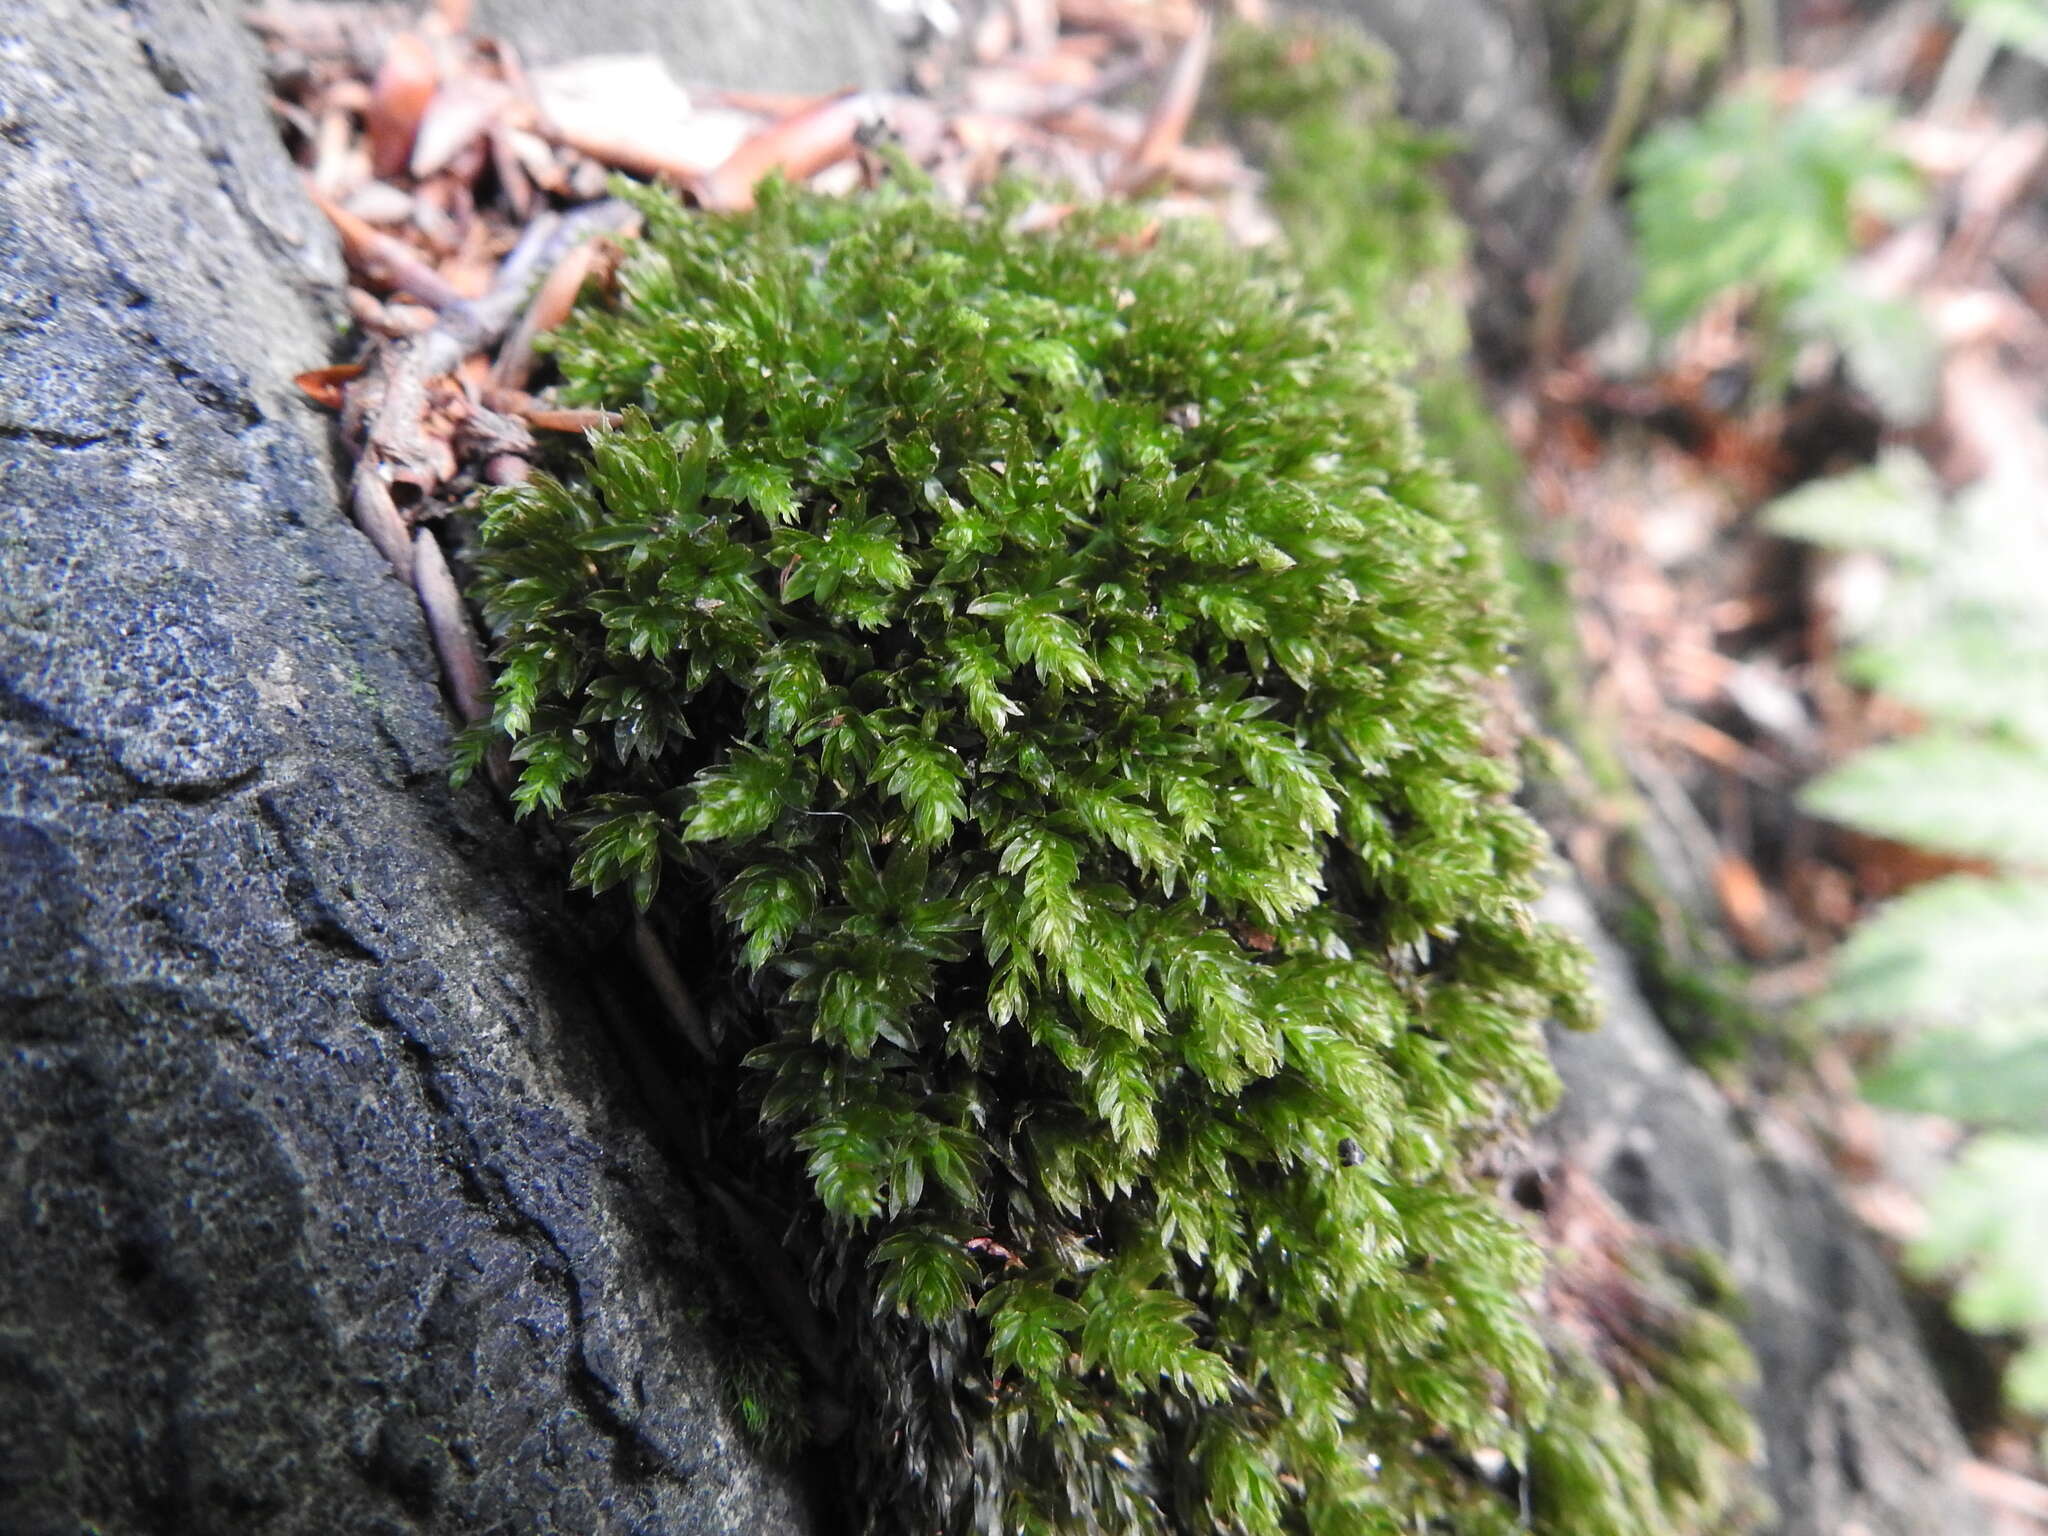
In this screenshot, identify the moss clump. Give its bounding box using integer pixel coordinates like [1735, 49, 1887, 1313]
[1214, 16, 1776, 1081]
[1211, 20, 1536, 647]
[462, 174, 1632, 1533]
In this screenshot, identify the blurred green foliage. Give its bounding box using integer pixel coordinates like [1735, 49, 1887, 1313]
[1769, 454, 2048, 1432]
[1628, 87, 1934, 417]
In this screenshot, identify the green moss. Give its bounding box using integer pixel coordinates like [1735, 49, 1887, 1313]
[1211, 18, 1556, 710]
[460, 174, 1597, 1532]
[452, 34, 1767, 1507]
[337, 659, 379, 705]
[1528, 1174, 1765, 1535]
[722, 1334, 810, 1456]
[1207, 17, 1765, 1529]
[1212, 18, 1466, 370]
[1218, 15, 1776, 1084]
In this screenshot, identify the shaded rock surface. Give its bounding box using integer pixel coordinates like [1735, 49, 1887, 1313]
[0, 0, 829, 1530]
[1294, 0, 1639, 362]
[1539, 879, 1986, 1536]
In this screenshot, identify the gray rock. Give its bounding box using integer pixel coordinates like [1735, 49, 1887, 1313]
[471, 0, 915, 93]
[1539, 879, 1986, 1536]
[1290, 0, 1640, 363]
[0, 0, 820, 1530]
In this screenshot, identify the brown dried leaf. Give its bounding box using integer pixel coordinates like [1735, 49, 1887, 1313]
[696, 91, 875, 213]
[1834, 828, 1994, 902]
[367, 31, 438, 180]
[411, 75, 515, 178]
[343, 180, 413, 224]
[492, 236, 606, 390]
[973, 6, 1017, 63]
[294, 362, 367, 409]
[1056, 0, 1202, 40]
[521, 407, 623, 433]
[309, 185, 467, 309]
[1658, 712, 1783, 785]
[1940, 344, 2048, 486]
[349, 463, 417, 580]
[412, 528, 491, 724]
[488, 124, 534, 219]
[501, 126, 569, 193]
[533, 55, 751, 182]
[310, 107, 361, 199]
[1713, 853, 1775, 959]
[701, 88, 823, 116]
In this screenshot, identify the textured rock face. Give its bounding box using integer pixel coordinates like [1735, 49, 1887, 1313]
[1538, 881, 1986, 1536]
[0, 1, 814, 1530]
[1295, 0, 1639, 362]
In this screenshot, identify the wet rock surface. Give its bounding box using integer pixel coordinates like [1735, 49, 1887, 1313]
[0, 1, 817, 1530]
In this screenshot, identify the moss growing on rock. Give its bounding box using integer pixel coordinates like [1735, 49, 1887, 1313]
[1212, 19, 1467, 369]
[1213, 21, 1764, 1533]
[1523, 1167, 1764, 1534]
[457, 169, 1745, 1534]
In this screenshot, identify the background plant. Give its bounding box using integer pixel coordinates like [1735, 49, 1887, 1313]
[1627, 84, 1933, 417]
[1768, 450, 2048, 1437]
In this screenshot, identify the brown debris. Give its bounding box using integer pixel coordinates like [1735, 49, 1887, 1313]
[294, 362, 367, 409]
[695, 90, 877, 212]
[309, 186, 468, 309]
[347, 463, 417, 581]
[410, 73, 516, 177]
[491, 232, 609, 390]
[1115, 8, 1210, 193]
[260, 0, 1258, 644]
[412, 525, 491, 724]
[366, 31, 438, 179]
[518, 405, 624, 433]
